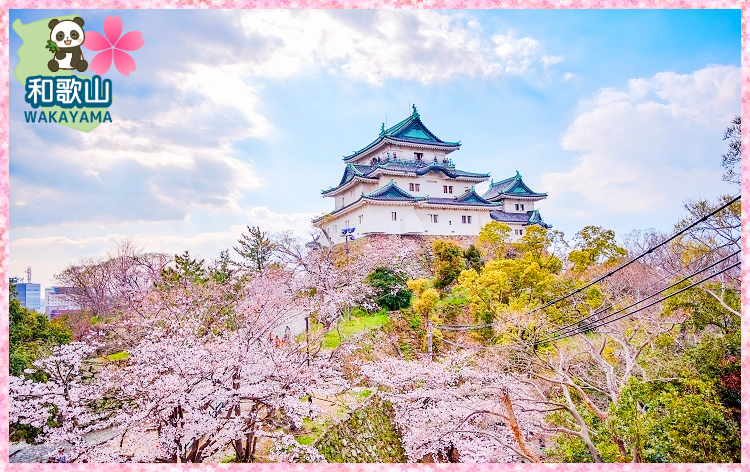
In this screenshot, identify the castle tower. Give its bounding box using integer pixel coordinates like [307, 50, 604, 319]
[314, 106, 550, 243]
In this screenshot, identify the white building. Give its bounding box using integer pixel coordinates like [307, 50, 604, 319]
[314, 106, 550, 243]
[45, 287, 80, 318]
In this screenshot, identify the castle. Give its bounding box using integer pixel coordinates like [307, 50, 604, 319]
[314, 106, 550, 245]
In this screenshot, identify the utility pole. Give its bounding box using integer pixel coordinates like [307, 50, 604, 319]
[426, 316, 433, 361]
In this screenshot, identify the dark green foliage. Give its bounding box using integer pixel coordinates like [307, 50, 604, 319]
[9, 281, 72, 443]
[684, 332, 741, 421]
[234, 226, 276, 272]
[159, 251, 208, 287]
[432, 240, 465, 289]
[463, 244, 483, 272]
[366, 267, 412, 311]
[208, 250, 238, 285]
[9, 281, 72, 378]
[610, 379, 740, 463]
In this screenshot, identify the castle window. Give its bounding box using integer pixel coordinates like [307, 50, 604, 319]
[359, 215, 363, 224]
[415, 152, 423, 160]
[521, 204, 525, 211]
[415, 183, 420, 191]
[515, 204, 519, 211]
[391, 212, 397, 221]
[449, 186, 453, 194]
[462, 215, 472, 224]
[409, 183, 420, 192]
[443, 185, 453, 194]
[428, 214, 439, 223]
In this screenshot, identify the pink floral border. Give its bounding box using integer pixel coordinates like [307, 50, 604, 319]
[0, 1, 746, 470]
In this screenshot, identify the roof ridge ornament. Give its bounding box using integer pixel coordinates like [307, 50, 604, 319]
[380, 123, 385, 136]
[412, 104, 419, 118]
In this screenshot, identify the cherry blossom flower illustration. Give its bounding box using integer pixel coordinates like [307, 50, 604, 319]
[83, 15, 144, 76]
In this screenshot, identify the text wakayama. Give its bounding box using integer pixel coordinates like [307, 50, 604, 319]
[24, 110, 112, 123]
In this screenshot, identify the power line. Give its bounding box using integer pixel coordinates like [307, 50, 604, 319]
[433, 195, 739, 347]
[535, 261, 740, 345]
[534, 250, 740, 344]
[520, 194, 739, 318]
[437, 323, 494, 331]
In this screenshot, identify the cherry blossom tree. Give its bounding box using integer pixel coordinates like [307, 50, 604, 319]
[10, 342, 114, 460]
[361, 354, 545, 463]
[11, 267, 347, 463]
[275, 232, 428, 327]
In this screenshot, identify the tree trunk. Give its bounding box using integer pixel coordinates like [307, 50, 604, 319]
[500, 390, 539, 462]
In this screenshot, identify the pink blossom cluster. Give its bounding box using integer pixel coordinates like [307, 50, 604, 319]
[361, 355, 545, 463]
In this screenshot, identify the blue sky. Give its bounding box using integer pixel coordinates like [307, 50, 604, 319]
[9, 9, 741, 290]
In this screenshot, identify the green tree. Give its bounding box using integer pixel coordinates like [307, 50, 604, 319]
[208, 250, 238, 285]
[9, 281, 72, 443]
[515, 226, 552, 264]
[568, 226, 626, 272]
[159, 251, 208, 287]
[463, 244, 483, 272]
[432, 240, 465, 289]
[406, 278, 441, 358]
[609, 379, 739, 462]
[476, 221, 511, 260]
[9, 281, 72, 377]
[234, 226, 276, 272]
[366, 266, 412, 311]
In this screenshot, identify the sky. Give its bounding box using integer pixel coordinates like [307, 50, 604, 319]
[8, 9, 742, 292]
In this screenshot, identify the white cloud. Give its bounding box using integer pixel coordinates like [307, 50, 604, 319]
[239, 11, 562, 84]
[239, 207, 318, 235]
[541, 55, 565, 67]
[11, 10, 562, 229]
[540, 65, 740, 224]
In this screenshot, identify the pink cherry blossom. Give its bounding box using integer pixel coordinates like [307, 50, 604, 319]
[83, 15, 144, 76]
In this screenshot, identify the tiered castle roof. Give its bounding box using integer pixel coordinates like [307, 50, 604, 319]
[343, 105, 461, 161]
[319, 106, 552, 230]
[322, 160, 490, 196]
[482, 171, 548, 201]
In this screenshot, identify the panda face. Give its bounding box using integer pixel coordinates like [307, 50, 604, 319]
[50, 20, 85, 49]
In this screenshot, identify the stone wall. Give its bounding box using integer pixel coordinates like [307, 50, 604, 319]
[314, 395, 407, 463]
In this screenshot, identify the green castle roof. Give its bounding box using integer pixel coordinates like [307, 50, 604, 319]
[344, 105, 461, 161]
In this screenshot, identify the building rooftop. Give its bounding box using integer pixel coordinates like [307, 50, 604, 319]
[490, 208, 552, 228]
[343, 105, 461, 161]
[363, 180, 426, 202]
[426, 187, 500, 208]
[322, 160, 489, 195]
[482, 171, 548, 201]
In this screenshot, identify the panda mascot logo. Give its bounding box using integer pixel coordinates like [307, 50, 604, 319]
[47, 17, 88, 72]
